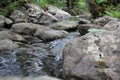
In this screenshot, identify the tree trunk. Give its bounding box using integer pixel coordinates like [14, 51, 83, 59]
[85, 0, 104, 18]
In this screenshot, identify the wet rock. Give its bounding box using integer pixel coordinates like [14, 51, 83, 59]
[34, 28, 68, 41]
[11, 23, 42, 35]
[38, 12, 58, 25]
[47, 5, 71, 19]
[103, 21, 120, 31]
[12, 34, 26, 42]
[78, 23, 102, 35]
[0, 31, 26, 42]
[10, 10, 28, 22]
[0, 76, 61, 80]
[23, 36, 42, 44]
[94, 16, 119, 26]
[0, 15, 13, 27]
[0, 31, 13, 40]
[0, 39, 19, 52]
[15, 47, 48, 76]
[52, 21, 78, 31]
[63, 30, 120, 80]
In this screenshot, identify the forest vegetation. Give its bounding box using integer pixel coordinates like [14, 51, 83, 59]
[0, 0, 120, 18]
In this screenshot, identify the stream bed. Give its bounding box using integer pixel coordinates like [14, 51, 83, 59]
[0, 31, 79, 78]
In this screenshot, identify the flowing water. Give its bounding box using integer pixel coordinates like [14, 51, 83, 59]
[0, 31, 80, 78]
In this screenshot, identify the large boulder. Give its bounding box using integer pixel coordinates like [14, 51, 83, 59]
[34, 28, 68, 41]
[103, 21, 120, 31]
[0, 39, 19, 52]
[63, 30, 120, 80]
[47, 5, 71, 19]
[52, 20, 78, 31]
[10, 10, 28, 22]
[94, 16, 118, 26]
[25, 3, 58, 24]
[11, 23, 42, 35]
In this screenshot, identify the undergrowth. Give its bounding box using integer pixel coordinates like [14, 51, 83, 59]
[0, 0, 120, 19]
[0, 0, 24, 16]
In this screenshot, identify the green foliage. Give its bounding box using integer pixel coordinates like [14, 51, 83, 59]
[79, 0, 88, 10]
[47, 0, 65, 9]
[95, 0, 107, 4]
[0, 0, 24, 16]
[29, 0, 47, 8]
[105, 11, 120, 18]
[104, 4, 120, 18]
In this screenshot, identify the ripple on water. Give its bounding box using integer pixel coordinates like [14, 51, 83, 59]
[0, 31, 80, 78]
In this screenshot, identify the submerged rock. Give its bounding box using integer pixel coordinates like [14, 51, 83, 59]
[63, 30, 120, 80]
[0, 76, 61, 80]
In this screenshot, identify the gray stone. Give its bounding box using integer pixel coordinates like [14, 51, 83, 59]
[103, 21, 120, 31]
[38, 12, 58, 24]
[47, 5, 71, 19]
[0, 76, 61, 80]
[52, 21, 78, 31]
[0, 15, 13, 27]
[10, 10, 28, 22]
[11, 23, 42, 35]
[63, 30, 120, 80]
[34, 28, 68, 41]
[94, 16, 119, 26]
[0, 39, 19, 52]
[0, 31, 13, 40]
